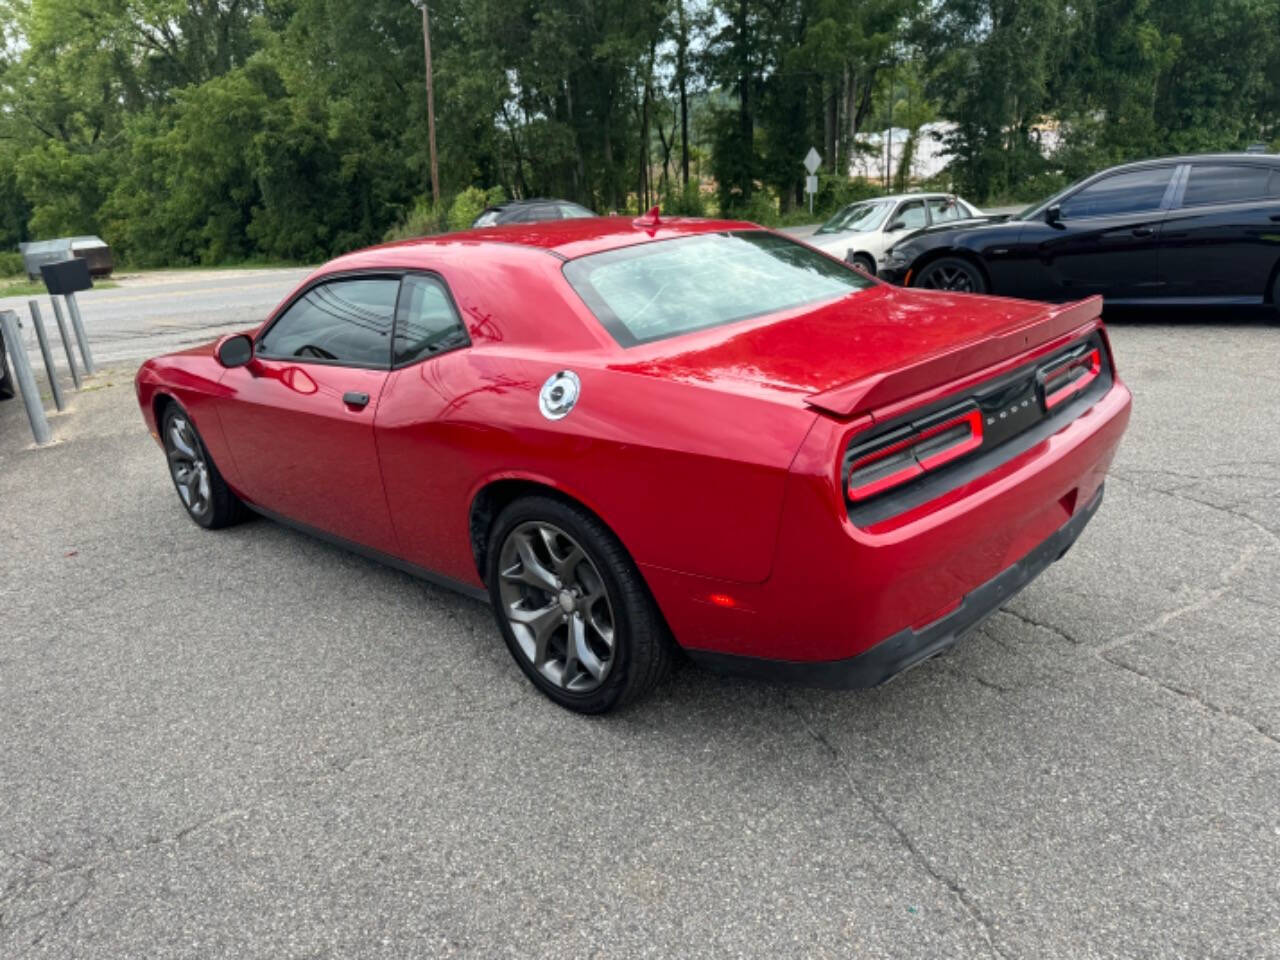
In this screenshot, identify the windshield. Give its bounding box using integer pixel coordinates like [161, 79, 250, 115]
[563, 231, 873, 347]
[816, 200, 892, 235]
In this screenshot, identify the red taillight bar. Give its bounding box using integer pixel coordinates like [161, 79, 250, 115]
[1041, 348, 1101, 410]
[915, 408, 985, 470]
[846, 406, 984, 502]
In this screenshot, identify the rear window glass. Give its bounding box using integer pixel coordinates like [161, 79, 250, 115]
[563, 231, 872, 347]
[1182, 164, 1280, 206]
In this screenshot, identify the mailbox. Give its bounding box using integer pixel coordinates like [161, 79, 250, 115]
[40, 258, 93, 296]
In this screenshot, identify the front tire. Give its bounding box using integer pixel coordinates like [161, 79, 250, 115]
[849, 253, 876, 276]
[913, 256, 988, 294]
[161, 403, 247, 529]
[486, 495, 672, 714]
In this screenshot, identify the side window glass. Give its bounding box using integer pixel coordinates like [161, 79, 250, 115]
[1182, 164, 1278, 206]
[258, 278, 397, 367]
[559, 204, 594, 219]
[1059, 167, 1173, 218]
[928, 197, 961, 222]
[894, 201, 927, 230]
[394, 275, 470, 365]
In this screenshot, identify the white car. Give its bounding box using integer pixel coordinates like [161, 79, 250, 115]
[807, 193, 984, 276]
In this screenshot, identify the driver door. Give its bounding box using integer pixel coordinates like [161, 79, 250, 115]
[215, 275, 400, 554]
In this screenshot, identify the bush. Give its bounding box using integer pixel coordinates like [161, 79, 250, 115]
[720, 190, 779, 225]
[812, 175, 881, 218]
[448, 187, 489, 231]
[0, 250, 24, 277]
[382, 198, 446, 242]
[659, 178, 705, 217]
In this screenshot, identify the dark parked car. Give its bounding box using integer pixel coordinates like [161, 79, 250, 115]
[0, 327, 12, 400]
[472, 198, 596, 227]
[878, 153, 1280, 310]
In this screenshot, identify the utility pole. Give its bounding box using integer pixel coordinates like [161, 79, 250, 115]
[411, 0, 440, 208]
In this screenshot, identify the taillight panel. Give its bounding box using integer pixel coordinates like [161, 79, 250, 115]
[846, 405, 983, 502]
[842, 333, 1112, 520]
[1039, 346, 1102, 410]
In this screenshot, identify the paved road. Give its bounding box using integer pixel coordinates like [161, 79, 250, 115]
[0, 268, 312, 368]
[2, 311, 1279, 958]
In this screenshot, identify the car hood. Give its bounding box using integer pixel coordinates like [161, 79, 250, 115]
[892, 215, 1013, 247]
[609, 284, 1080, 412]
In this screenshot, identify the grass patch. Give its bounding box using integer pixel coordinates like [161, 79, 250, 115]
[0, 277, 119, 298]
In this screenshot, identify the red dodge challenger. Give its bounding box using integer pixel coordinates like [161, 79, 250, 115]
[135, 215, 1131, 713]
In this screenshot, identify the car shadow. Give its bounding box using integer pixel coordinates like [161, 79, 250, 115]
[1101, 304, 1277, 328]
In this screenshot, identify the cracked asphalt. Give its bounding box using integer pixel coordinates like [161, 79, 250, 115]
[2, 308, 1279, 958]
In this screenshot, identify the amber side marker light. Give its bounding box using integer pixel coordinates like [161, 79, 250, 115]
[1040, 347, 1102, 410]
[846, 406, 984, 502]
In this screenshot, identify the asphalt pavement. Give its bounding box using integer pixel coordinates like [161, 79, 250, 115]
[1, 297, 1279, 958]
[0, 268, 312, 367]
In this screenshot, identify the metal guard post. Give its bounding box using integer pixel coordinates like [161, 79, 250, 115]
[49, 297, 81, 389]
[65, 292, 95, 373]
[27, 300, 65, 412]
[1, 309, 53, 446]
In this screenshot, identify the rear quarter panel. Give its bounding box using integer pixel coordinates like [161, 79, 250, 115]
[375, 348, 818, 586]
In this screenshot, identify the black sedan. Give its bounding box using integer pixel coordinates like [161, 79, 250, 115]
[0, 328, 13, 401]
[879, 153, 1280, 310]
[472, 198, 596, 227]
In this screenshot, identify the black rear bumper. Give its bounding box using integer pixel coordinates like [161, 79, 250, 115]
[687, 485, 1103, 689]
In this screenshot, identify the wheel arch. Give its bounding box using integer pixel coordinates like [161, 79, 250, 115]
[467, 475, 622, 585]
[152, 390, 178, 429]
[1264, 255, 1280, 305]
[908, 247, 992, 290]
[849, 250, 877, 271]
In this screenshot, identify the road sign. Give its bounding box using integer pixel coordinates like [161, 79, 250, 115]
[803, 147, 822, 175]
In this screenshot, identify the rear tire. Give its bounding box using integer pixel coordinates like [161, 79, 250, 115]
[160, 403, 247, 529]
[486, 495, 673, 714]
[913, 256, 988, 294]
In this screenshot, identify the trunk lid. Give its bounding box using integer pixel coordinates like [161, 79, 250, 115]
[611, 285, 1102, 416]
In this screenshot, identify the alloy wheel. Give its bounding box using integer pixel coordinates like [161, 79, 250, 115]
[165, 414, 212, 519]
[497, 521, 616, 693]
[918, 263, 978, 292]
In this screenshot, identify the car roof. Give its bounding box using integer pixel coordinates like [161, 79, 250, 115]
[488, 197, 588, 210]
[356, 215, 761, 263]
[1108, 152, 1280, 171]
[835, 193, 971, 206]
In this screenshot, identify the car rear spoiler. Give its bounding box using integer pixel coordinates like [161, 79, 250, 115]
[804, 296, 1104, 418]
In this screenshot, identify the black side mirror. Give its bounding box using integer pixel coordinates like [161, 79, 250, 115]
[886, 220, 906, 232]
[215, 333, 254, 368]
[1045, 205, 1062, 225]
